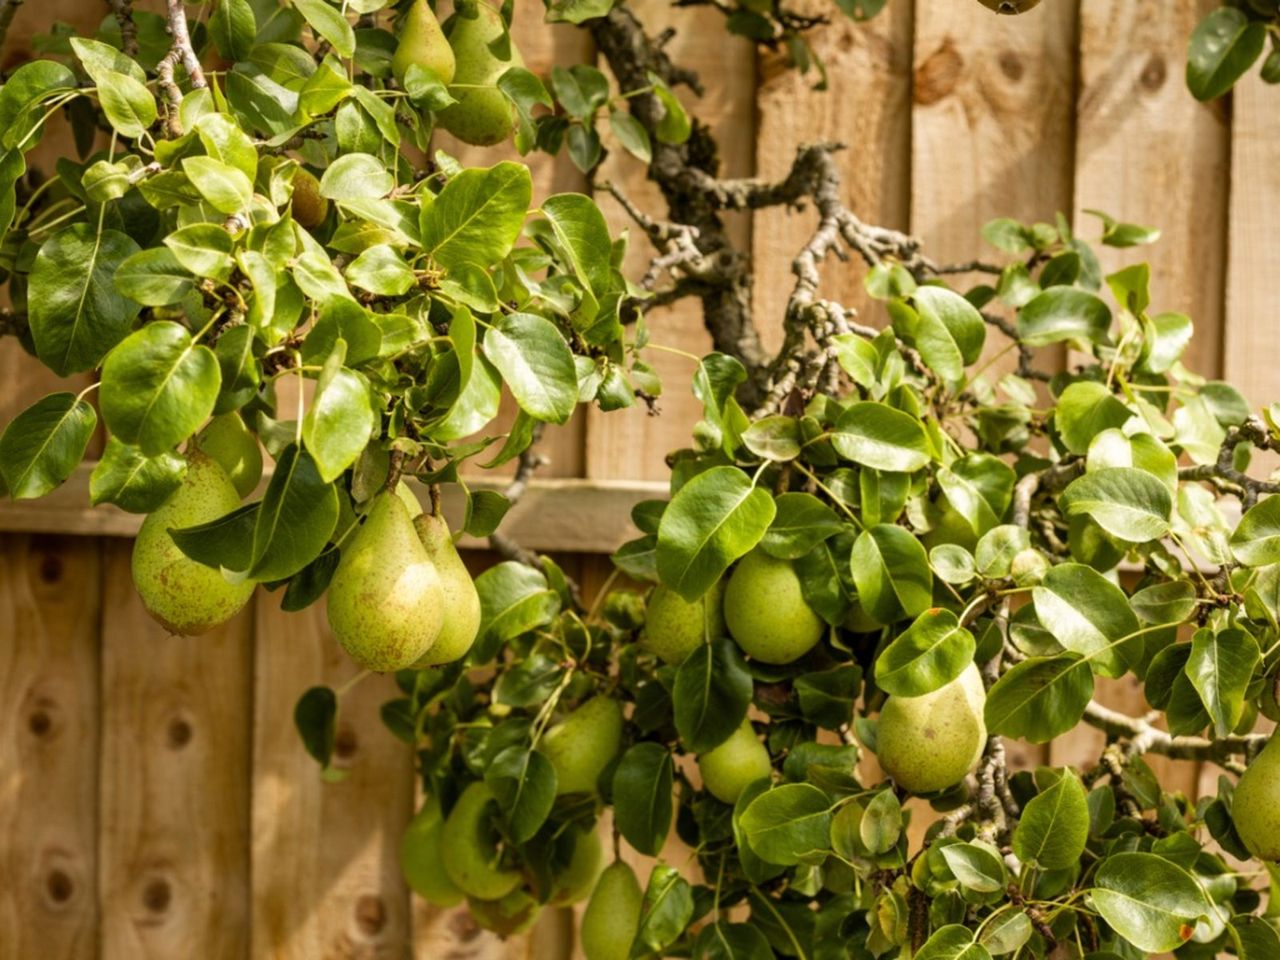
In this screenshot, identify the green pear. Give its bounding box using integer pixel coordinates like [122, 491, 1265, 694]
[327, 492, 444, 671]
[392, 0, 456, 86]
[581, 861, 643, 960]
[467, 888, 541, 936]
[642, 581, 725, 664]
[539, 695, 623, 796]
[410, 514, 481, 667]
[400, 796, 465, 906]
[1232, 736, 1280, 860]
[436, 3, 521, 146]
[440, 781, 523, 899]
[194, 412, 262, 498]
[131, 452, 255, 635]
[290, 167, 329, 229]
[550, 828, 603, 905]
[697, 718, 772, 804]
[724, 549, 824, 664]
[877, 662, 987, 794]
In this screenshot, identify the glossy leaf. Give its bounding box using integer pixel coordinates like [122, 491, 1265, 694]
[874, 608, 975, 697]
[0, 392, 97, 499]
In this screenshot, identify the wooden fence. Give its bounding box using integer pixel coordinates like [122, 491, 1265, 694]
[1, 0, 1278, 957]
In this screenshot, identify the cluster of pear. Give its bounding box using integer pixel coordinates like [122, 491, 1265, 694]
[327, 489, 481, 671]
[131, 417, 481, 674]
[392, 0, 522, 147]
[641, 549, 989, 800]
[400, 695, 645, 956]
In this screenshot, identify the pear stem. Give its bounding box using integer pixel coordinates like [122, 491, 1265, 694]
[335, 669, 371, 698]
[429, 483, 442, 517]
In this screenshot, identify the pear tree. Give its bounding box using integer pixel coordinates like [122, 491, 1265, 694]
[2, 1, 1280, 958]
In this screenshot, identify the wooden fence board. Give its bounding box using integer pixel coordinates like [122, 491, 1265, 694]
[752, 1, 914, 344]
[587, 0, 756, 482]
[251, 600, 415, 960]
[1073, 0, 1229, 379]
[98, 540, 252, 960]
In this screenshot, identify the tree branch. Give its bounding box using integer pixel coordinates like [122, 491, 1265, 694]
[157, 0, 207, 137]
[1082, 700, 1267, 767]
[105, 0, 139, 57]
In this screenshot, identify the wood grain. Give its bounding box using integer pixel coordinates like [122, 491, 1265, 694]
[586, 0, 756, 481]
[752, 1, 914, 347]
[251, 599, 415, 960]
[1073, 0, 1229, 378]
[98, 539, 252, 960]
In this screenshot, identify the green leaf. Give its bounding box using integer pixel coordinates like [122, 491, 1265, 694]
[100, 322, 221, 456]
[210, 0, 257, 60]
[1130, 580, 1196, 625]
[421, 161, 532, 271]
[673, 637, 753, 753]
[739, 784, 832, 866]
[849, 524, 933, 624]
[1012, 769, 1088, 870]
[302, 347, 374, 483]
[475, 561, 560, 646]
[165, 223, 235, 280]
[545, 0, 615, 24]
[860, 789, 902, 854]
[1230, 495, 1280, 567]
[609, 109, 651, 163]
[656, 466, 776, 602]
[692, 922, 773, 960]
[89, 437, 185, 513]
[911, 286, 985, 385]
[984, 654, 1094, 743]
[1060, 467, 1172, 543]
[1033, 563, 1140, 678]
[634, 864, 694, 955]
[741, 415, 802, 462]
[114, 248, 194, 306]
[29, 224, 141, 376]
[874, 608, 975, 697]
[649, 73, 690, 144]
[249, 444, 339, 581]
[169, 502, 259, 573]
[482, 313, 577, 424]
[759, 492, 842, 560]
[1186, 7, 1266, 101]
[831, 402, 932, 472]
[1055, 381, 1131, 455]
[941, 841, 1007, 893]
[1017, 288, 1111, 347]
[319, 151, 393, 200]
[182, 155, 254, 214]
[485, 746, 556, 844]
[794, 664, 861, 729]
[611, 742, 673, 856]
[936, 454, 1015, 536]
[916, 925, 993, 960]
[1186, 626, 1259, 737]
[1091, 853, 1210, 953]
[293, 0, 356, 57]
[0, 60, 77, 150]
[95, 71, 158, 138]
[294, 685, 338, 766]
[0, 393, 96, 499]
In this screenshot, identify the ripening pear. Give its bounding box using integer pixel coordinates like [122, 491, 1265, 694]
[440, 781, 523, 899]
[392, 0, 455, 86]
[411, 514, 481, 667]
[724, 550, 824, 664]
[697, 718, 772, 804]
[877, 663, 987, 794]
[326, 492, 444, 671]
[400, 796, 465, 906]
[581, 861, 643, 960]
[1232, 736, 1280, 860]
[549, 828, 603, 905]
[290, 168, 329, 229]
[539, 696, 623, 796]
[131, 452, 255, 635]
[641, 581, 725, 664]
[194, 412, 262, 498]
[468, 888, 541, 936]
[436, 3, 521, 146]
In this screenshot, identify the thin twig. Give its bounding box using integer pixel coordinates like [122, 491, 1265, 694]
[157, 0, 207, 137]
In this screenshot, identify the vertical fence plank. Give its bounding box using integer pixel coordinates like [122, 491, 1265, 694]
[98, 541, 252, 959]
[251, 601, 415, 960]
[0, 532, 101, 960]
[909, 1, 1077, 809]
[752, 2, 914, 343]
[587, 0, 756, 481]
[1073, 0, 1229, 379]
